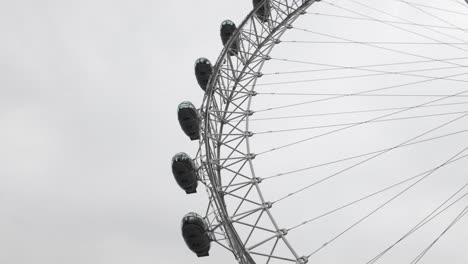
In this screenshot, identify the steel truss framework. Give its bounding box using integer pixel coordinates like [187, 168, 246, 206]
[195, 1, 321, 264]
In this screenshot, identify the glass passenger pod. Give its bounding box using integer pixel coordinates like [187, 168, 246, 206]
[181, 212, 211, 257]
[194, 58, 213, 91]
[220, 20, 239, 56]
[177, 101, 200, 141]
[252, 0, 270, 23]
[171, 152, 198, 194]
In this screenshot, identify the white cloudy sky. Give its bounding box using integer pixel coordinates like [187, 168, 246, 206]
[0, 1, 252, 263]
[1, 0, 467, 264]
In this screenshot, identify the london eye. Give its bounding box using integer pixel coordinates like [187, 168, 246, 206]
[172, 1, 468, 263]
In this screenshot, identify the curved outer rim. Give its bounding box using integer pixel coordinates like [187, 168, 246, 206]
[200, 1, 320, 263]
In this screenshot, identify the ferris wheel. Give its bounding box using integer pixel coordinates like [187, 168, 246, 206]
[172, 0, 468, 263]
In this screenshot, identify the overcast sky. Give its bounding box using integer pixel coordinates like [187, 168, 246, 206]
[0, 1, 253, 263]
[1, 1, 467, 264]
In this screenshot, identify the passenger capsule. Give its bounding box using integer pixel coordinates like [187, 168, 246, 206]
[181, 213, 211, 257]
[220, 20, 239, 56]
[177, 101, 200, 140]
[253, 0, 270, 23]
[172, 153, 198, 194]
[195, 58, 213, 91]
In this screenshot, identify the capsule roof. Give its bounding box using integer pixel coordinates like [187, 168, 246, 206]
[221, 19, 235, 28]
[172, 152, 192, 164]
[195, 57, 211, 66]
[181, 212, 207, 227]
[178, 101, 196, 111]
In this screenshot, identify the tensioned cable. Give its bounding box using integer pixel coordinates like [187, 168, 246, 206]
[396, 1, 468, 17]
[262, 56, 468, 76]
[256, 72, 468, 155]
[449, 0, 468, 9]
[197, 1, 468, 262]
[367, 185, 468, 263]
[260, 66, 468, 91]
[255, 110, 468, 135]
[271, 112, 468, 204]
[305, 144, 468, 258]
[291, 26, 468, 76]
[325, 0, 468, 51]
[402, 1, 468, 36]
[266, 0, 466, 260]
[306, 12, 468, 31]
[257, 73, 467, 87]
[257, 93, 468, 97]
[263, 129, 468, 181]
[282, 40, 468, 45]
[255, 72, 468, 114]
[218, 0, 464, 254]
[341, 0, 468, 46]
[301, 192, 468, 255]
[256, 65, 468, 87]
[251, 101, 468, 121]
[287, 154, 468, 232]
[410, 204, 468, 264]
[263, 57, 468, 76]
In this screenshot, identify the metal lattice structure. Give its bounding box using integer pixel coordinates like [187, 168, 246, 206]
[196, 1, 320, 263]
[171, 0, 468, 263]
